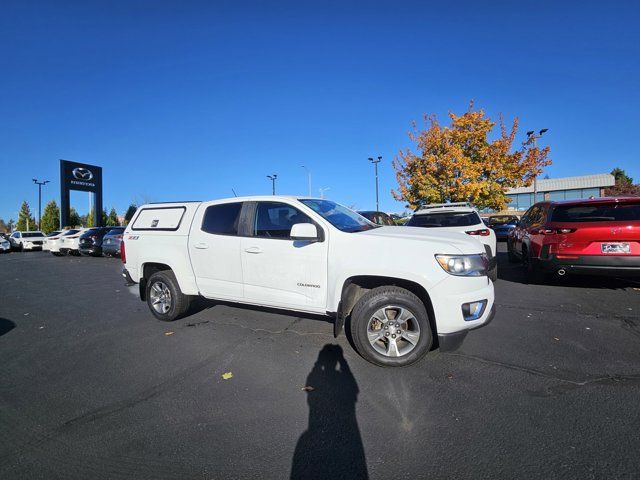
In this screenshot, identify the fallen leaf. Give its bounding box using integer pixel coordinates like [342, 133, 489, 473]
[23, 313, 29, 316]
[222, 372, 233, 380]
[553, 337, 560, 341]
[447, 374, 454, 379]
[301, 386, 315, 392]
[164, 331, 174, 336]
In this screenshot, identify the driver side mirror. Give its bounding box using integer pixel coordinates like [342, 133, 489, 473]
[290, 223, 319, 242]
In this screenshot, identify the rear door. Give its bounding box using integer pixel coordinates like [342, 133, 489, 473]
[240, 201, 328, 311]
[189, 201, 247, 301]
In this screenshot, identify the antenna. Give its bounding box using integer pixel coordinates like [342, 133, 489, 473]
[232, 188, 238, 197]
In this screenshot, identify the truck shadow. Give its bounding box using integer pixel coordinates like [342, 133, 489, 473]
[290, 344, 368, 480]
[0, 318, 16, 337]
[496, 252, 640, 290]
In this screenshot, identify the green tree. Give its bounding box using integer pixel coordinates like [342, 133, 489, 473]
[67, 207, 82, 228]
[106, 208, 120, 226]
[611, 168, 633, 186]
[0, 218, 8, 233]
[86, 209, 108, 227]
[16, 201, 37, 231]
[40, 200, 60, 234]
[124, 204, 137, 225]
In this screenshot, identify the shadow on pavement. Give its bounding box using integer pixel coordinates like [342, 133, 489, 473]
[0, 318, 16, 336]
[496, 252, 640, 290]
[290, 344, 368, 480]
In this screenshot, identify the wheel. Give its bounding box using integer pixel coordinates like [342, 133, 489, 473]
[489, 265, 498, 282]
[507, 240, 519, 263]
[350, 286, 432, 367]
[51, 252, 63, 257]
[522, 246, 547, 284]
[146, 270, 191, 322]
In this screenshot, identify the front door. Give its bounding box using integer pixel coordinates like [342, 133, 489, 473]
[241, 201, 328, 312]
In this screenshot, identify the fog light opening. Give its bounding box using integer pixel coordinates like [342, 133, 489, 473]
[462, 300, 487, 321]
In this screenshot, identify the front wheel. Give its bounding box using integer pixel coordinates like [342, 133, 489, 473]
[488, 265, 498, 282]
[350, 286, 433, 367]
[146, 270, 191, 322]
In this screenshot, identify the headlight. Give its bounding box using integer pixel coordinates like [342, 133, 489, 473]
[435, 254, 488, 277]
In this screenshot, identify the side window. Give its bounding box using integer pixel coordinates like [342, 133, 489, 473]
[11, 232, 19, 238]
[520, 208, 533, 227]
[201, 202, 243, 235]
[254, 202, 312, 239]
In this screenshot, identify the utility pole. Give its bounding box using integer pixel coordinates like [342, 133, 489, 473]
[525, 129, 548, 200]
[301, 165, 311, 196]
[32, 178, 50, 230]
[368, 156, 382, 212]
[267, 174, 278, 195]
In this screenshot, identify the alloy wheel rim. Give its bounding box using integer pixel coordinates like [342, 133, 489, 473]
[150, 281, 172, 314]
[367, 305, 420, 357]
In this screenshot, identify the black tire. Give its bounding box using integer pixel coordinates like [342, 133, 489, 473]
[489, 265, 498, 282]
[145, 270, 191, 322]
[523, 246, 547, 284]
[350, 286, 432, 367]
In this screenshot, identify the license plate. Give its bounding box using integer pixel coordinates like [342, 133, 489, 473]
[104, 239, 111, 244]
[601, 242, 630, 254]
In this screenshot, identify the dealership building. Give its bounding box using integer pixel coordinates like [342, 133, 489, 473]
[503, 173, 616, 212]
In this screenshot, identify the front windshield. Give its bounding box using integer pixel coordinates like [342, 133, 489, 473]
[300, 199, 379, 233]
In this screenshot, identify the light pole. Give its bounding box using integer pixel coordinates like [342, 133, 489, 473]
[525, 129, 548, 199]
[301, 165, 311, 196]
[368, 156, 382, 212]
[32, 178, 50, 230]
[319, 187, 330, 199]
[267, 174, 278, 195]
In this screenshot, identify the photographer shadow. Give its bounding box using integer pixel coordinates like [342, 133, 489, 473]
[290, 344, 368, 480]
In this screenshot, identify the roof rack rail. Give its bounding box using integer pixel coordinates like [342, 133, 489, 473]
[414, 201, 473, 211]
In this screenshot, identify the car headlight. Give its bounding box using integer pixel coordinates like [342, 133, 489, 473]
[435, 254, 488, 277]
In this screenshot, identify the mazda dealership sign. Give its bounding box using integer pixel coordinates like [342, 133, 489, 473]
[60, 159, 103, 227]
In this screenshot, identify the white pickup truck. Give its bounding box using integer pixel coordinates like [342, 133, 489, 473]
[122, 196, 495, 367]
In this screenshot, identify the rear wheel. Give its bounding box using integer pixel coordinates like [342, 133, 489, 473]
[350, 286, 432, 367]
[523, 246, 547, 284]
[146, 270, 191, 322]
[507, 240, 519, 263]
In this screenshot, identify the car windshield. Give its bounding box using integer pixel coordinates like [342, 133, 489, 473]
[105, 227, 124, 235]
[551, 203, 640, 222]
[22, 232, 45, 238]
[300, 200, 379, 233]
[62, 229, 79, 236]
[488, 216, 518, 225]
[406, 211, 481, 228]
[47, 231, 61, 237]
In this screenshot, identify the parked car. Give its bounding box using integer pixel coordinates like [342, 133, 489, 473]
[507, 197, 640, 281]
[357, 211, 396, 226]
[1, 236, 10, 253]
[79, 227, 119, 256]
[8, 231, 45, 251]
[49, 229, 80, 256]
[486, 215, 520, 240]
[42, 231, 61, 251]
[59, 228, 89, 256]
[405, 203, 498, 281]
[121, 196, 495, 367]
[102, 227, 125, 257]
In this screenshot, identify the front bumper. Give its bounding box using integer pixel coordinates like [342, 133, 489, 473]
[535, 255, 640, 277]
[438, 304, 496, 351]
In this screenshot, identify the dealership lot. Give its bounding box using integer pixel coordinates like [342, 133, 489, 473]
[1, 247, 639, 479]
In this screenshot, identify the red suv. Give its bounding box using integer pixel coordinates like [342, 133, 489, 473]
[507, 197, 640, 280]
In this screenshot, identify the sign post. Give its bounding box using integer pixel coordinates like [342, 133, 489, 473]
[59, 160, 103, 229]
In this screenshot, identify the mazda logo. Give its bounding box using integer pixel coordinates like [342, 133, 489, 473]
[72, 167, 93, 181]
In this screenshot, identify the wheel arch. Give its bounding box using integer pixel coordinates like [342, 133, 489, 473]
[139, 262, 173, 301]
[336, 275, 437, 340]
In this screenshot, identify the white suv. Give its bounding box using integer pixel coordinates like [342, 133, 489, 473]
[406, 203, 498, 281]
[8, 231, 46, 251]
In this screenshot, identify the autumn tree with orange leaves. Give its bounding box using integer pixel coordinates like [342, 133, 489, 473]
[392, 103, 551, 211]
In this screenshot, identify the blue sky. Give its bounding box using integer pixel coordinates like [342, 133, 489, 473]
[1, 0, 639, 222]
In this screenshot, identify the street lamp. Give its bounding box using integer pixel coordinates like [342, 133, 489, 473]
[301, 165, 311, 196]
[267, 174, 278, 195]
[368, 156, 382, 212]
[525, 129, 548, 199]
[32, 178, 50, 230]
[319, 187, 331, 199]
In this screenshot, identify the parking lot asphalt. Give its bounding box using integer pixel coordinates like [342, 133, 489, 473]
[1, 245, 639, 480]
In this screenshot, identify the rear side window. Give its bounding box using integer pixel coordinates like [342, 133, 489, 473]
[254, 202, 312, 238]
[201, 202, 243, 235]
[551, 203, 640, 222]
[406, 211, 481, 228]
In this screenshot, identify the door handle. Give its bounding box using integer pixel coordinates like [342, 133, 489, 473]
[244, 246, 262, 254]
[194, 242, 209, 249]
